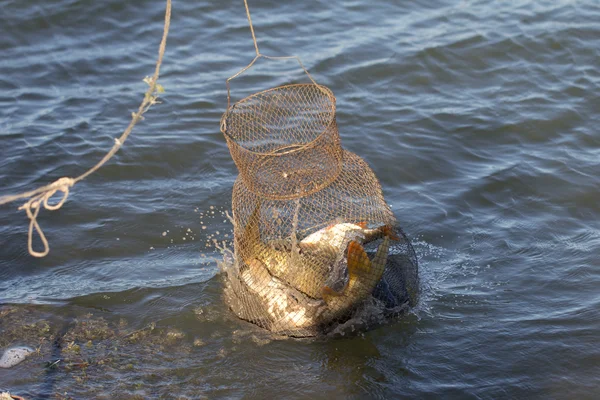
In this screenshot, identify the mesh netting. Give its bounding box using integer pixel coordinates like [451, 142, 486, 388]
[223, 84, 342, 200]
[221, 83, 418, 337]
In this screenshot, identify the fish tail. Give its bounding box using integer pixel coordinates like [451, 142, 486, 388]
[320, 240, 386, 323]
[347, 239, 384, 298]
[347, 240, 371, 278]
[350, 237, 388, 296]
[371, 236, 390, 279]
[322, 240, 371, 303]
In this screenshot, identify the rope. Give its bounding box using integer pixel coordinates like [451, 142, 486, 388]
[0, 0, 172, 257]
[225, 1, 328, 113]
[243, 0, 260, 57]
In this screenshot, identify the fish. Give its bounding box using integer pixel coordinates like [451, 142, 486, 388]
[239, 258, 323, 330]
[301, 221, 399, 249]
[320, 235, 391, 322]
[237, 202, 335, 299]
[238, 233, 392, 332]
[235, 202, 396, 331]
[301, 221, 399, 290]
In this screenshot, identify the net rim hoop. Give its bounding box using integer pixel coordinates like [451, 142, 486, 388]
[220, 83, 337, 158]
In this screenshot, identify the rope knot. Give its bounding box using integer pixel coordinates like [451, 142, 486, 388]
[17, 177, 75, 258]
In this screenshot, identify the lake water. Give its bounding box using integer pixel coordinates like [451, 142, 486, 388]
[1, 0, 599, 398]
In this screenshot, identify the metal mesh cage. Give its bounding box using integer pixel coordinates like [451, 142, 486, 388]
[221, 83, 418, 337]
[222, 84, 342, 200]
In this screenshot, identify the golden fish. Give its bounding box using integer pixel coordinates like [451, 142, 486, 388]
[236, 202, 396, 331]
[237, 202, 336, 299]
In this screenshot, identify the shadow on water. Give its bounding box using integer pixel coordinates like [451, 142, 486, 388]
[315, 319, 420, 399]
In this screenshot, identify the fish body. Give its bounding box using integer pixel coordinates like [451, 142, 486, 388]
[301, 222, 366, 249]
[239, 258, 323, 329]
[237, 203, 334, 299]
[253, 241, 335, 299]
[302, 222, 399, 250]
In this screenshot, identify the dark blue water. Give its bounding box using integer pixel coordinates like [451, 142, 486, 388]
[1, 0, 599, 398]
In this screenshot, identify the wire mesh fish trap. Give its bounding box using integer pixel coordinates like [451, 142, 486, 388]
[219, 0, 416, 338]
[220, 75, 418, 337]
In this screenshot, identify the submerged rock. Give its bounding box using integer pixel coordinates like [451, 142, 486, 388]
[0, 346, 34, 368]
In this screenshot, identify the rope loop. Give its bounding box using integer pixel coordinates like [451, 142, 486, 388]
[25, 198, 48, 258]
[16, 177, 75, 258]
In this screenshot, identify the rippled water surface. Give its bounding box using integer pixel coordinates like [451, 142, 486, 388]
[1, 0, 599, 398]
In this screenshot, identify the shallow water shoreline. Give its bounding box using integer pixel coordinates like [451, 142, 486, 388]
[1, 0, 599, 397]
